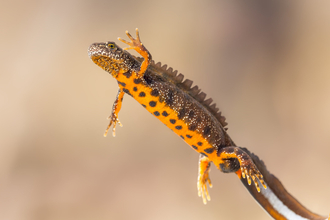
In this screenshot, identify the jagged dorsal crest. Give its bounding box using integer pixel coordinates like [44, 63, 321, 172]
[136, 57, 228, 128]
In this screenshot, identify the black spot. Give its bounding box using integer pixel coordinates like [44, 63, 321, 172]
[165, 89, 174, 106]
[123, 88, 131, 96]
[178, 109, 186, 120]
[180, 135, 185, 139]
[117, 81, 126, 87]
[197, 142, 203, 146]
[192, 145, 198, 150]
[201, 153, 208, 158]
[139, 92, 146, 97]
[203, 126, 211, 137]
[204, 148, 215, 154]
[123, 71, 132, 78]
[154, 111, 160, 116]
[151, 89, 159, 97]
[149, 101, 157, 107]
[188, 110, 195, 118]
[142, 104, 146, 108]
[188, 124, 197, 131]
[134, 78, 142, 84]
[186, 134, 192, 139]
[133, 87, 138, 91]
[175, 125, 182, 130]
[162, 111, 169, 117]
[170, 119, 176, 124]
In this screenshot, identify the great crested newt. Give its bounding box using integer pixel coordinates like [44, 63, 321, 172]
[88, 29, 328, 220]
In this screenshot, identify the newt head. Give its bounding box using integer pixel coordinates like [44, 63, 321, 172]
[88, 41, 135, 77]
[89, 29, 151, 79]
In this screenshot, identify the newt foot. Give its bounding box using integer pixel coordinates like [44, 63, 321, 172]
[240, 160, 267, 192]
[118, 28, 151, 76]
[104, 113, 122, 137]
[197, 171, 213, 204]
[118, 28, 144, 52]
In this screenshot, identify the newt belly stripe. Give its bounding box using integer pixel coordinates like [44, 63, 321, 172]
[115, 72, 224, 161]
[117, 78, 204, 151]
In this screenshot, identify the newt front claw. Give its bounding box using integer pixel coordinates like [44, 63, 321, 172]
[118, 28, 151, 76]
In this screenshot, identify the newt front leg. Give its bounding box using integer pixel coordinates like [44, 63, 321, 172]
[118, 28, 152, 77]
[104, 88, 124, 137]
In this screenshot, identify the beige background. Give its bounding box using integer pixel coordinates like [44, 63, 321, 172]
[1, 0, 329, 219]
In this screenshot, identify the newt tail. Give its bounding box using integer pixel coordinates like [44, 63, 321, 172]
[88, 29, 328, 220]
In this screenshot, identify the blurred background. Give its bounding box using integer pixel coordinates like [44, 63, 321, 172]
[1, 0, 329, 219]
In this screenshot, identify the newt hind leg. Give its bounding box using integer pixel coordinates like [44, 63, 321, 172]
[217, 146, 267, 192]
[118, 28, 152, 77]
[197, 154, 213, 204]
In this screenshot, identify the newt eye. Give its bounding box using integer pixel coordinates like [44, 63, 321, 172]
[107, 43, 116, 49]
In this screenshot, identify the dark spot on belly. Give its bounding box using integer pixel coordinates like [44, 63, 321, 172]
[133, 87, 137, 91]
[139, 92, 146, 97]
[123, 71, 132, 78]
[117, 81, 126, 87]
[204, 148, 215, 154]
[186, 134, 192, 138]
[123, 88, 131, 96]
[162, 111, 169, 117]
[153, 111, 160, 116]
[170, 119, 176, 124]
[192, 145, 198, 150]
[149, 101, 157, 107]
[197, 142, 203, 146]
[134, 78, 141, 84]
[175, 125, 182, 130]
[200, 153, 208, 157]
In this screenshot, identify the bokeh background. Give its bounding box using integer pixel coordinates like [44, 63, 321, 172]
[1, 0, 329, 219]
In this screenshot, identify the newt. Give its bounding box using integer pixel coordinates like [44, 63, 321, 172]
[88, 29, 328, 220]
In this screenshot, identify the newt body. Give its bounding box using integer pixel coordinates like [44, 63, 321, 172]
[88, 29, 328, 220]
